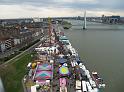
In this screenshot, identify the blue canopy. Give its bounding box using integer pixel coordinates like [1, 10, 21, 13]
[57, 58, 67, 63]
[75, 56, 80, 61]
[75, 56, 81, 65]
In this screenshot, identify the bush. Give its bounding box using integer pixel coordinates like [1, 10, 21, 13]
[62, 21, 72, 29]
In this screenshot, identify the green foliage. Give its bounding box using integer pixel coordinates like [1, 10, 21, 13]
[19, 39, 40, 51]
[62, 21, 72, 29]
[0, 53, 35, 92]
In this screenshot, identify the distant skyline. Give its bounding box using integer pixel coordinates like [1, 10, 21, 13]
[0, 0, 124, 19]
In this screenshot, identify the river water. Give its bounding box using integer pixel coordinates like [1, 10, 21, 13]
[62, 19, 124, 92]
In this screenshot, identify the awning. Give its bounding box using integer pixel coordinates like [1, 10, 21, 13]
[57, 58, 67, 64]
[37, 64, 53, 71]
[35, 71, 52, 80]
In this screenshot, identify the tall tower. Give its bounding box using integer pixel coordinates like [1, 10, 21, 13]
[83, 11, 86, 29]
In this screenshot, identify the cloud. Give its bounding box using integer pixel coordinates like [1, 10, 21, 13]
[0, 0, 124, 18]
[0, 5, 78, 18]
[0, 0, 123, 10]
[54, 0, 97, 3]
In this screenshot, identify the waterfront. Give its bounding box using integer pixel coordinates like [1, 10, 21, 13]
[63, 20, 124, 92]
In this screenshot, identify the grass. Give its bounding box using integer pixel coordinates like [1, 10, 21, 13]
[62, 21, 72, 29]
[0, 51, 21, 64]
[0, 52, 35, 92]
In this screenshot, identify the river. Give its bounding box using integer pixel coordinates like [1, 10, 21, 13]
[62, 19, 124, 92]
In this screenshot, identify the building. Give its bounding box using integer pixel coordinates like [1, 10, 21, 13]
[0, 21, 44, 58]
[0, 37, 13, 52]
[33, 18, 43, 22]
[101, 15, 120, 24]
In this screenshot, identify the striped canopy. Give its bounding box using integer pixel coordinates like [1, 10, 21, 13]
[37, 64, 52, 71]
[35, 71, 52, 80]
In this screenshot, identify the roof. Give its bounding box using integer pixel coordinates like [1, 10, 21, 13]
[35, 71, 52, 80]
[61, 40, 70, 45]
[36, 80, 50, 85]
[59, 66, 69, 75]
[59, 36, 68, 40]
[34, 64, 53, 80]
[37, 64, 53, 71]
[76, 80, 81, 89]
[57, 58, 67, 63]
[31, 86, 36, 92]
[60, 78, 66, 87]
[0, 37, 10, 41]
[79, 68, 86, 76]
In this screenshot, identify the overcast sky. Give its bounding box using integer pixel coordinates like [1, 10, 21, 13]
[0, 0, 123, 19]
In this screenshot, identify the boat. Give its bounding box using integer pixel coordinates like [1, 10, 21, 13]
[92, 72, 105, 88]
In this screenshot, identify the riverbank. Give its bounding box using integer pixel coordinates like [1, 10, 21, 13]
[63, 19, 124, 92]
[62, 21, 72, 29]
[0, 52, 36, 92]
[0, 35, 47, 92]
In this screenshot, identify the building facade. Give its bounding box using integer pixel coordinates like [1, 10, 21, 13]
[101, 15, 120, 24]
[0, 37, 13, 52]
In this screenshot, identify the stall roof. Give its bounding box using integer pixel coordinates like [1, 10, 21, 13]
[37, 64, 53, 71]
[76, 80, 81, 89]
[31, 86, 36, 92]
[57, 58, 67, 63]
[59, 36, 68, 40]
[60, 78, 66, 87]
[79, 68, 86, 76]
[35, 71, 52, 80]
[59, 66, 69, 75]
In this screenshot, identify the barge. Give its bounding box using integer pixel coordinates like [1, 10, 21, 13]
[92, 72, 105, 88]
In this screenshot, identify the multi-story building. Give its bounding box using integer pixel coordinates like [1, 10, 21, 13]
[0, 37, 13, 52]
[0, 20, 44, 57]
[101, 15, 120, 24]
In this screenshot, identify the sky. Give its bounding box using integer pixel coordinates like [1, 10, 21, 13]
[0, 0, 124, 19]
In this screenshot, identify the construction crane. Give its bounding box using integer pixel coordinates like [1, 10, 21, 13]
[48, 17, 52, 45]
